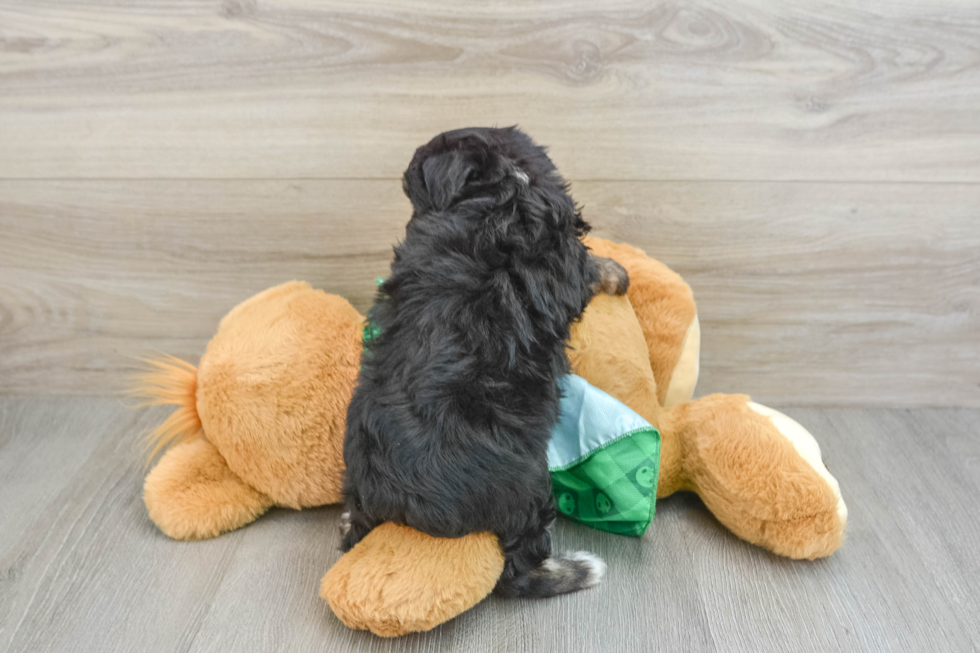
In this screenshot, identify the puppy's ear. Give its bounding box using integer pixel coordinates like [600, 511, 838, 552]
[420, 150, 476, 211]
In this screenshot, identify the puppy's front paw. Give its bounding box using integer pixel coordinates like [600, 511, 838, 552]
[594, 256, 629, 296]
[339, 511, 351, 537]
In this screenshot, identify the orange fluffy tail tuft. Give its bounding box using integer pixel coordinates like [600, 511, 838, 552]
[130, 355, 202, 461]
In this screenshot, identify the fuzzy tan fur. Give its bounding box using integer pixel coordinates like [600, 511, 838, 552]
[143, 437, 273, 540]
[584, 237, 699, 406]
[321, 523, 505, 637]
[196, 281, 361, 508]
[135, 356, 202, 460]
[568, 292, 845, 559]
[139, 281, 360, 541]
[660, 396, 845, 559]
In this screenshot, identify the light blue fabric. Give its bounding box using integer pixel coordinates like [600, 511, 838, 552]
[547, 374, 653, 471]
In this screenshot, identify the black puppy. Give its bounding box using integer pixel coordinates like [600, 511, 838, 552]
[341, 127, 628, 598]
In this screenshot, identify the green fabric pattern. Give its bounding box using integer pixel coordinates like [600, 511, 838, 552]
[361, 277, 385, 347]
[550, 427, 660, 537]
[548, 375, 660, 537]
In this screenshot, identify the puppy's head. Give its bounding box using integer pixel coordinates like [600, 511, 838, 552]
[397, 127, 597, 347]
[402, 127, 576, 227]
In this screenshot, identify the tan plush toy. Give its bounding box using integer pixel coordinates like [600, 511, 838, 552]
[136, 237, 846, 638]
[579, 238, 847, 560]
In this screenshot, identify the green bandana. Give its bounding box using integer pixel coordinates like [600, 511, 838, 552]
[548, 375, 660, 537]
[361, 277, 386, 347]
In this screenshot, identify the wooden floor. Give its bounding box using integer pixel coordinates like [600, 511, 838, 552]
[1, 397, 978, 653]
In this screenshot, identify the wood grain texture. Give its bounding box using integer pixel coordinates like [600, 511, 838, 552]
[2, 398, 979, 652]
[1, 0, 979, 181]
[580, 181, 980, 407]
[2, 180, 978, 405]
[0, 179, 409, 396]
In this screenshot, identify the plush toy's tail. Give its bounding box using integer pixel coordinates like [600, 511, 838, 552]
[130, 355, 202, 460]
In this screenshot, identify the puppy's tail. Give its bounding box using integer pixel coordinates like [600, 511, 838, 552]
[128, 355, 202, 461]
[497, 551, 606, 598]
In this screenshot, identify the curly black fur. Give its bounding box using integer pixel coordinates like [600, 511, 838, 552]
[341, 126, 618, 598]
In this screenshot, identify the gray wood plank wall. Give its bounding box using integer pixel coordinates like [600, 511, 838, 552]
[1, 0, 978, 405]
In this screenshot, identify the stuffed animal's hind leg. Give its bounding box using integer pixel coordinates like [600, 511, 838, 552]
[144, 438, 273, 540]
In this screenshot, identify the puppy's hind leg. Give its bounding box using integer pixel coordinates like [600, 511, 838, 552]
[339, 502, 378, 552]
[493, 503, 606, 598]
[591, 255, 630, 296]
